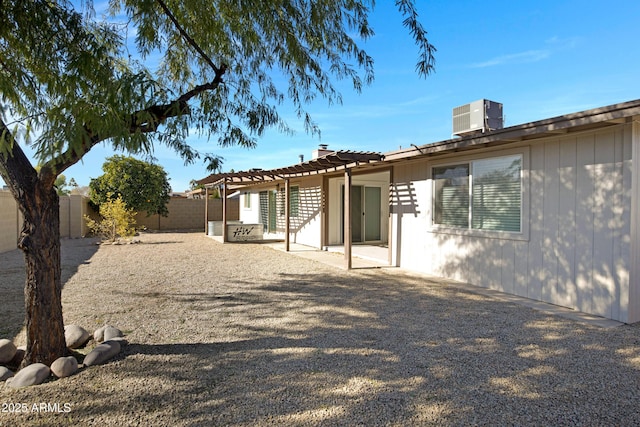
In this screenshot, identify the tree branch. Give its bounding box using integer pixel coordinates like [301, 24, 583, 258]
[48, 74, 227, 176]
[0, 119, 41, 197]
[155, 0, 220, 74]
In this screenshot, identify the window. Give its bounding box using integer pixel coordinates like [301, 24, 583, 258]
[433, 155, 522, 232]
[278, 186, 299, 217]
[243, 191, 251, 209]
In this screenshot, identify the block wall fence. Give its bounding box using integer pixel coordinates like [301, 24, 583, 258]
[0, 192, 238, 254]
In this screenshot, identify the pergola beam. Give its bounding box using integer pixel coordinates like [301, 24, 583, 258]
[196, 150, 384, 188]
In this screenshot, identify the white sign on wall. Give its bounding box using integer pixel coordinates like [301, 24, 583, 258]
[226, 224, 263, 241]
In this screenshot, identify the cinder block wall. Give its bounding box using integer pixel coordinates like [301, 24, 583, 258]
[0, 192, 20, 253]
[0, 192, 91, 254]
[0, 193, 236, 254]
[134, 198, 239, 231]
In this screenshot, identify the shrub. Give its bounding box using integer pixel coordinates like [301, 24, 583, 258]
[85, 195, 137, 243]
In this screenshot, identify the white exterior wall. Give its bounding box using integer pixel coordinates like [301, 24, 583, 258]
[392, 124, 637, 323]
[288, 178, 323, 247]
[238, 177, 324, 248]
[239, 191, 261, 224]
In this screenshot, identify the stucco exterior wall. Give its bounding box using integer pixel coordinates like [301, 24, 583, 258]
[239, 176, 323, 247]
[392, 124, 636, 323]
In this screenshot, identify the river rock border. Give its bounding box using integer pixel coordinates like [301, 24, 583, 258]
[0, 324, 126, 388]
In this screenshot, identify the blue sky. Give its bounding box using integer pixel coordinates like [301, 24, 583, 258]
[3, 1, 640, 193]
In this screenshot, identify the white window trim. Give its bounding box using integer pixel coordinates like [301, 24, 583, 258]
[429, 147, 530, 242]
[243, 191, 252, 210]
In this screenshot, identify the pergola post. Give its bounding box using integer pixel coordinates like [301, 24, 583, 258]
[344, 168, 352, 269]
[204, 187, 209, 234]
[285, 178, 290, 252]
[222, 179, 228, 243]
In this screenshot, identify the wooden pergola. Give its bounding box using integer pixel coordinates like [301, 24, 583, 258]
[197, 150, 384, 269]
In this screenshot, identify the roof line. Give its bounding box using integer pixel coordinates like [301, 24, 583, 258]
[385, 98, 640, 161]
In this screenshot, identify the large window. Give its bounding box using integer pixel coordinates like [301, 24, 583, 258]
[433, 154, 522, 232]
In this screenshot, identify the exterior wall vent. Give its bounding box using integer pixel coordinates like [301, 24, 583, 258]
[452, 99, 503, 136]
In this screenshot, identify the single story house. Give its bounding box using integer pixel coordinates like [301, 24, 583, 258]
[198, 99, 640, 324]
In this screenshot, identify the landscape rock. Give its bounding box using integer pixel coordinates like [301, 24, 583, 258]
[0, 339, 17, 364]
[65, 324, 91, 349]
[50, 356, 79, 378]
[83, 340, 121, 366]
[105, 336, 128, 346]
[103, 326, 123, 341]
[0, 366, 14, 381]
[7, 363, 50, 388]
[93, 325, 107, 343]
[94, 325, 122, 343]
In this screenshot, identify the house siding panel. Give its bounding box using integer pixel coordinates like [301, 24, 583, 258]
[542, 139, 560, 304]
[618, 127, 633, 322]
[528, 143, 545, 301]
[558, 137, 578, 309]
[397, 124, 634, 322]
[592, 133, 615, 318]
[629, 120, 640, 323]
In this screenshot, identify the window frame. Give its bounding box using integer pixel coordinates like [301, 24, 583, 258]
[430, 148, 529, 241]
[242, 191, 252, 209]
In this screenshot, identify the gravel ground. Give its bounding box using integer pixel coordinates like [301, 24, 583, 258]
[1, 231, 640, 426]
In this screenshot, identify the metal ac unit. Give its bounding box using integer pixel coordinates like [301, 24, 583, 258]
[452, 99, 503, 136]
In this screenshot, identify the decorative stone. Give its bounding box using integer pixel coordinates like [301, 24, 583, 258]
[7, 363, 50, 388]
[103, 326, 123, 341]
[0, 339, 17, 364]
[0, 366, 14, 381]
[83, 340, 121, 366]
[50, 356, 79, 378]
[65, 325, 91, 349]
[94, 325, 107, 343]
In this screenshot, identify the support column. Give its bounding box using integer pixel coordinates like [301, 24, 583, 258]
[222, 180, 228, 243]
[344, 168, 352, 269]
[285, 178, 290, 252]
[321, 176, 328, 250]
[204, 187, 209, 234]
[387, 168, 394, 266]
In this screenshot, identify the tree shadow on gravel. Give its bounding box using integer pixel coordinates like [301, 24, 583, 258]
[0, 238, 100, 339]
[66, 270, 640, 426]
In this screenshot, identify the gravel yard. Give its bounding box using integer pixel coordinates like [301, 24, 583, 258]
[1, 231, 640, 426]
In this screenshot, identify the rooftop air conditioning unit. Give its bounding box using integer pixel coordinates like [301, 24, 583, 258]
[452, 99, 503, 136]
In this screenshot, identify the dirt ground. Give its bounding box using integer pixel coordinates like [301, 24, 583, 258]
[1, 232, 640, 426]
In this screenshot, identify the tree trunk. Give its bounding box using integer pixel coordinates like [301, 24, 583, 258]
[1, 123, 68, 367]
[19, 181, 67, 367]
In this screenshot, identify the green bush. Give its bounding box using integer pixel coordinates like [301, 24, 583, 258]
[85, 195, 137, 243]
